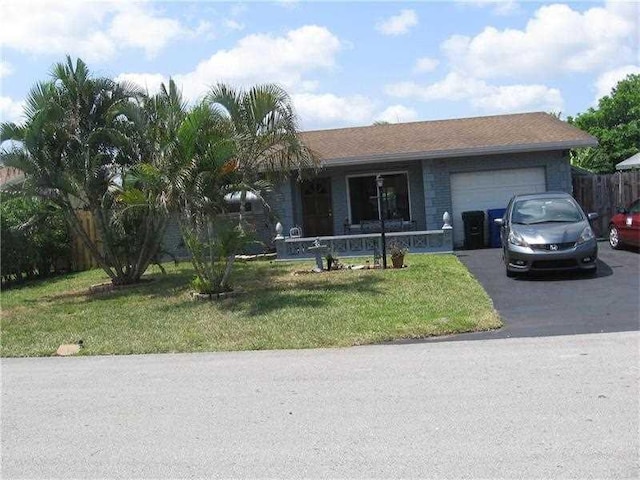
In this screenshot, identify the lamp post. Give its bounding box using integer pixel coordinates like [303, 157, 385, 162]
[376, 174, 387, 269]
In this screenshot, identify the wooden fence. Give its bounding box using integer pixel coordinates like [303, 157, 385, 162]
[70, 210, 100, 271]
[572, 170, 640, 237]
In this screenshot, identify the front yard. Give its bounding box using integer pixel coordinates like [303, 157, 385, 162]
[0, 254, 502, 357]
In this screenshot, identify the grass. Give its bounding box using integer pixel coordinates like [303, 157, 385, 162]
[0, 254, 502, 357]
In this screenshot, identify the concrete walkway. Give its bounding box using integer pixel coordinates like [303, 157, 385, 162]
[2, 332, 639, 478]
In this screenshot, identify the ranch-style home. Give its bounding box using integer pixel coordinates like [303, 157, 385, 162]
[163, 111, 598, 259]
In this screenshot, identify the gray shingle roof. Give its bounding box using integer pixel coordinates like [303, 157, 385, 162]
[300, 112, 598, 166]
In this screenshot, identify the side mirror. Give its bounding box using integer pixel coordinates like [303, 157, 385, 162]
[587, 212, 599, 221]
[617, 207, 628, 214]
[494, 218, 504, 226]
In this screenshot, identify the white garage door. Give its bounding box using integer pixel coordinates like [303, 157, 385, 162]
[450, 167, 546, 246]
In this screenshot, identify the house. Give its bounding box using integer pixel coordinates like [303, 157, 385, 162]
[161, 111, 597, 259]
[616, 152, 640, 171]
[265, 112, 597, 257]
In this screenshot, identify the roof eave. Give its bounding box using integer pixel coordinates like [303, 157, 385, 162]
[319, 139, 599, 168]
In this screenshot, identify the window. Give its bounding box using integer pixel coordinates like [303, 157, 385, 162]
[348, 173, 410, 224]
[226, 202, 253, 214]
[512, 198, 583, 224]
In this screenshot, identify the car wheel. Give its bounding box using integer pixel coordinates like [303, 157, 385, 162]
[609, 225, 621, 249]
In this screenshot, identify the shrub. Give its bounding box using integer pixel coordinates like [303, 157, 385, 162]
[0, 195, 71, 285]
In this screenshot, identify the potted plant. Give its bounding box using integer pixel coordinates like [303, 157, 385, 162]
[388, 240, 408, 269]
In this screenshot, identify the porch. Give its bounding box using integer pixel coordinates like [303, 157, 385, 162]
[274, 213, 453, 260]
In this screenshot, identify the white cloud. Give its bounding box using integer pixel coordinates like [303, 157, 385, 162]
[115, 73, 169, 95]
[413, 57, 439, 74]
[442, 2, 638, 81]
[376, 10, 418, 36]
[0, 61, 14, 78]
[386, 72, 563, 114]
[0, 0, 211, 62]
[0, 97, 25, 124]
[292, 93, 376, 129]
[275, 0, 300, 9]
[117, 25, 343, 108]
[0, 1, 115, 61]
[108, 4, 186, 59]
[472, 84, 563, 113]
[374, 105, 419, 124]
[224, 19, 245, 31]
[387, 74, 486, 102]
[156, 25, 340, 102]
[293, 95, 420, 129]
[458, 1, 520, 16]
[594, 65, 640, 103]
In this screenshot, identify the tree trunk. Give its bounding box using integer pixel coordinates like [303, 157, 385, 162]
[63, 206, 116, 281]
[220, 254, 236, 291]
[91, 205, 126, 280]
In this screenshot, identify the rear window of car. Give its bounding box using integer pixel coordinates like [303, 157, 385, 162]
[512, 198, 584, 224]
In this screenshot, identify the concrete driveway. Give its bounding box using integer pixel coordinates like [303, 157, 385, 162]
[448, 241, 640, 341]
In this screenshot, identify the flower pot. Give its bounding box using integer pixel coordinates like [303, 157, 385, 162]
[391, 255, 404, 269]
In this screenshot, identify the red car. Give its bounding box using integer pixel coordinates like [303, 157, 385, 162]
[609, 199, 640, 249]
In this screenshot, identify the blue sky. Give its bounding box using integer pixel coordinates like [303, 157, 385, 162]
[1, 0, 638, 131]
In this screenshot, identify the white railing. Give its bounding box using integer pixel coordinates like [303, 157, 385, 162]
[274, 213, 453, 260]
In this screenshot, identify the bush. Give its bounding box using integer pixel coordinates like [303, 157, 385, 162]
[0, 195, 71, 285]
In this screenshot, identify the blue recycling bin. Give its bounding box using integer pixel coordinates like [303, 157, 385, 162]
[487, 208, 506, 248]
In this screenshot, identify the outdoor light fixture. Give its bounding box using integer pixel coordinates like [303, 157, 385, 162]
[376, 174, 387, 269]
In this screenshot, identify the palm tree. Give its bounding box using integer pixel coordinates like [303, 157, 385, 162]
[0, 56, 176, 285]
[181, 83, 318, 291]
[167, 100, 247, 293]
[206, 83, 318, 224]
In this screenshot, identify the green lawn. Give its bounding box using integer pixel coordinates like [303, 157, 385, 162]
[0, 254, 502, 357]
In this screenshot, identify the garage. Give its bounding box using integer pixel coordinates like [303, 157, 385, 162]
[450, 167, 547, 247]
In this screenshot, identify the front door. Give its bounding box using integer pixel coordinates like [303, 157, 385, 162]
[301, 178, 334, 237]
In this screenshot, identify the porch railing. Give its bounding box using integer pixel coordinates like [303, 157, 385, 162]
[274, 213, 453, 260]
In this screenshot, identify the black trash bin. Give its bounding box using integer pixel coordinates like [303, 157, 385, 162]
[461, 210, 485, 249]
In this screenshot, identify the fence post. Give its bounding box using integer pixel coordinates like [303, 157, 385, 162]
[274, 222, 286, 258]
[442, 211, 453, 251]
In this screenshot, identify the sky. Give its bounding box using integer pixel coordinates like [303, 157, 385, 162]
[1, 0, 638, 131]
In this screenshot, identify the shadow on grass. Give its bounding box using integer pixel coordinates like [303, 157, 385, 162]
[26, 260, 287, 306]
[1, 269, 101, 293]
[18, 263, 196, 307]
[16, 260, 386, 320]
[147, 267, 387, 318]
[226, 273, 385, 317]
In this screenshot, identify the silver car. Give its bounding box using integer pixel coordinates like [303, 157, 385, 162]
[495, 192, 598, 277]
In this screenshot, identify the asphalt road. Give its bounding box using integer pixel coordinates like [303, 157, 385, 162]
[439, 241, 640, 341]
[2, 332, 639, 479]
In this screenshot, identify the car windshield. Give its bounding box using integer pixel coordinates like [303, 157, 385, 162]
[511, 198, 584, 225]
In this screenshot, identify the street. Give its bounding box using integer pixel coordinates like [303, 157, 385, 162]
[2, 332, 638, 478]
